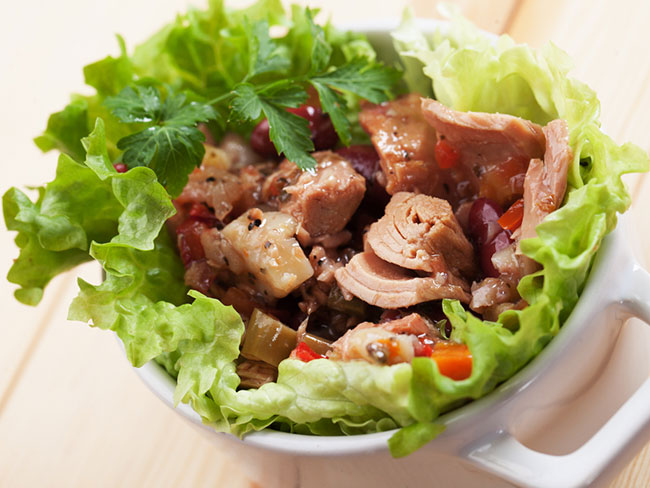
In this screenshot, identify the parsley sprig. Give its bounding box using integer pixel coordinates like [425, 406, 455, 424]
[105, 8, 400, 195]
[105, 86, 216, 197]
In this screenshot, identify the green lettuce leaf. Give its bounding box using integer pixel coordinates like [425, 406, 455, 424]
[83, 35, 134, 97]
[33, 98, 90, 161]
[4, 119, 174, 304]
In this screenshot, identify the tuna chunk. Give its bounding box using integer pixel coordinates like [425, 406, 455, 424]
[360, 95, 487, 206]
[334, 251, 470, 309]
[359, 94, 438, 195]
[328, 313, 436, 364]
[366, 192, 477, 278]
[470, 277, 519, 314]
[421, 98, 546, 207]
[520, 119, 572, 241]
[279, 151, 366, 237]
[470, 276, 527, 321]
[421, 98, 546, 168]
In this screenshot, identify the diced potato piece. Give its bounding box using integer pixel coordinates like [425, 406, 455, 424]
[222, 209, 314, 298]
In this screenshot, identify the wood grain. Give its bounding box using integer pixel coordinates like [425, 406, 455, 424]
[1, 0, 649, 487]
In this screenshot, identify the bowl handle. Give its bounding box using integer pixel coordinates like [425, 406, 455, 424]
[463, 264, 650, 488]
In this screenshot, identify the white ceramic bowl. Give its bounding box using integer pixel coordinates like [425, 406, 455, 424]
[134, 21, 650, 488]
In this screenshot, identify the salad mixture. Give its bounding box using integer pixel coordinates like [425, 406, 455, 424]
[4, 1, 648, 456]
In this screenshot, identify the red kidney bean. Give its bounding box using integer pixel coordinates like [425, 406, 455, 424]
[468, 198, 514, 277]
[288, 105, 338, 151]
[113, 162, 128, 173]
[336, 145, 390, 208]
[480, 229, 512, 277]
[250, 119, 277, 158]
[468, 198, 503, 246]
[176, 219, 209, 267]
[336, 145, 380, 181]
[250, 105, 339, 158]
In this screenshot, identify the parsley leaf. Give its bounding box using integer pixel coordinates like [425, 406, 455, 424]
[105, 86, 216, 197]
[263, 103, 315, 169]
[309, 81, 351, 145]
[305, 9, 331, 74]
[311, 59, 402, 104]
[231, 83, 315, 169]
[245, 19, 290, 79]
[224, 16, 400, 170]
[105, 11, 401, 176]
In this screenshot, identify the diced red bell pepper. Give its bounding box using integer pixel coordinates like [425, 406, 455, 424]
[290, 342, 325, 362]
[434, 138, 460, 169]
[498, 198, 525, 231]
[413, 336, 434, 357]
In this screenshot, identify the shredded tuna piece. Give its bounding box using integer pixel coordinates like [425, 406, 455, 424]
[520, 119, 572, 241]
[421, 98, 547, 207]
[280, 151, 366, 237]
[308, 245, 345, 285]
[262, 159, 302, 208]
[359, 94, 475, 205]
[421, 98, 546, 168]
[366, 192, 477, 278]
[334, 251, 470, 309]
[235, 165, 265, 214]
[298, 278, 330, 315]
[296, 229, 352, 249]
[469, 277, 519, 314]
[491, 242, 540, 281]
[454, 200, 473, 235]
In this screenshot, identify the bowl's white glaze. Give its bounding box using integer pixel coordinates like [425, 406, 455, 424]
[133, 21, 650, 488]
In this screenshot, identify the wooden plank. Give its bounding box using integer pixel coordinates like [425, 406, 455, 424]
[292, 0, 520, 34]
[0, 265, 253, 488]
[0, 0, 204, 400]
[507, 0, 650, 195]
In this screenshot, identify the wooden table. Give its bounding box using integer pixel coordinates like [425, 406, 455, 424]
[1, 0, 648, 486]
